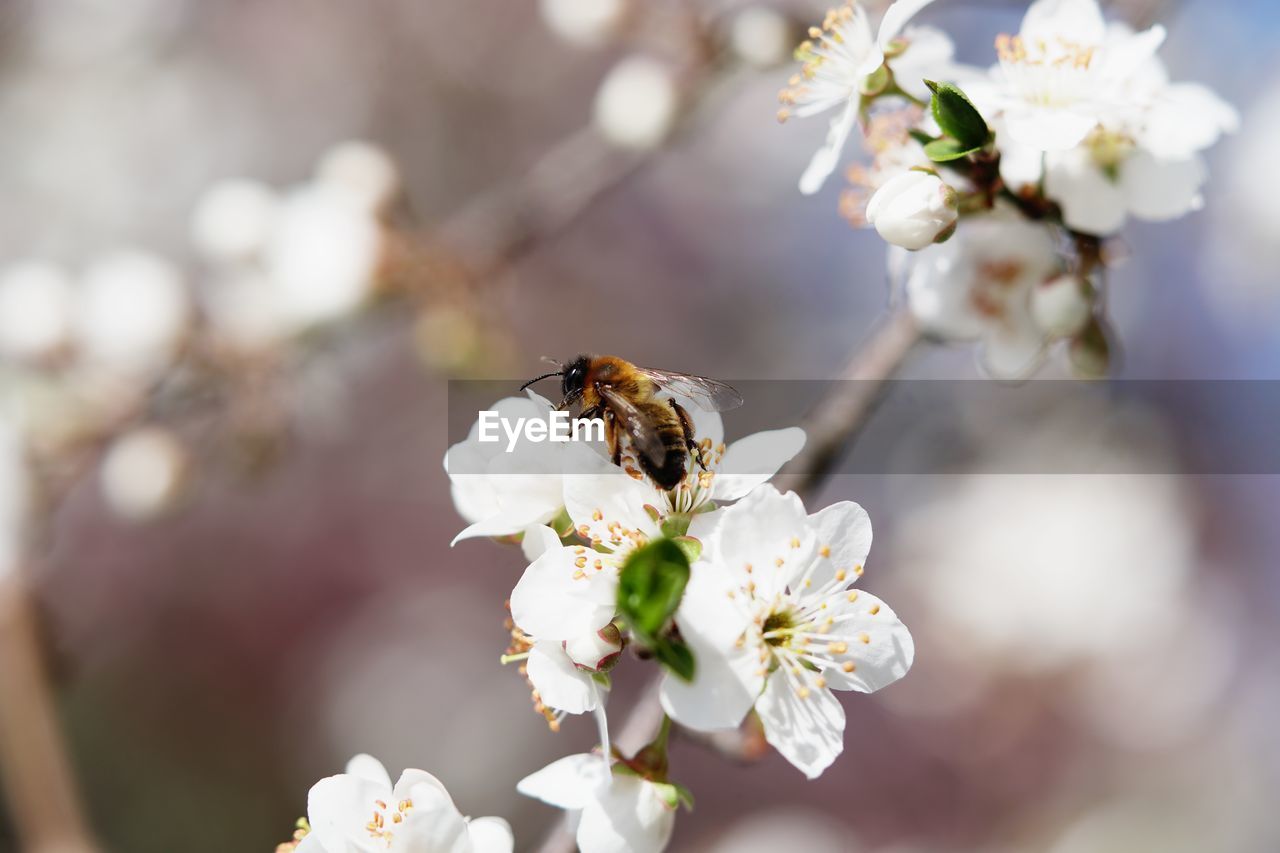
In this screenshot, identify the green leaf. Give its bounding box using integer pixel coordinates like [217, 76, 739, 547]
[617, 539, 691, 641]
[924, 138, 982, 163]
[652, 637, 696, 681]
[925, 80, 990, 151]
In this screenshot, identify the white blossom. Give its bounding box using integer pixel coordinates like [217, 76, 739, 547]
[75, 250, 189, 377]
[730, 7, 794, 70]
[779, 0, 950, 194]
[296, 754, 513, 852]
[1030, 274, 1091, 338]
[0, 261, 75, 362]
[190, 178, 280, 264]
[315, 141, 401, 214]
[539, 0, 628, 48]
[265, 183, 384, 329]
[593, 56, 678, 150]
[99, 427, 188, 522]
[864, 170, 958, 250]
[445, 392, 596, 544]
[984, 0, 1167, 152]
[905, 212, 1060, 378]
[660, 485, 913, 779]
[518, 754, 676, 853]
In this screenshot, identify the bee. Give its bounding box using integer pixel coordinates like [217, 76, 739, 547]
[520, 355, 743, 491]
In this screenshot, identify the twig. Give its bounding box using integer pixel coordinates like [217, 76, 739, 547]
[784, 309, 921, 499]
[0, 574, 100, 853]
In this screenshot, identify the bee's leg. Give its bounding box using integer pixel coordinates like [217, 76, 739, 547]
[670, 400, 707, 471]
[605, 411, 622, 467]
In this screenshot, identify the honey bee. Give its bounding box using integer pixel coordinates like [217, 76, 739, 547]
[520, 355, 743, 491]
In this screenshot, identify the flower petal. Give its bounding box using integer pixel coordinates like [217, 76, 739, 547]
[1020, 0, 1106, 47]
[814, 590, 915, 693]
[563, 468, 662, 548]
[801, 500, 873, 592]
[510, 546, 617, 641]
[577, 777, 675, 853]
[661, 563, 761, 730]
[306, 774, 385, 853]
[467, 816, 515, 853]
[343, 754, 391, 791]
[521, 523, 563, 562]
[878, 0, 938, 48]
[712, 427, 806, 501]
[517, 753, 609, 810]
[399, 782, 471, 852]
[702, 485, 812, 601]
[1139, 82, 1239, 160]
[1121, 151, 1206, 222]
[755, 670, 846, 779]
[799, 97, 861, 196]
[527, 642, 599, 715]
[1045, 149, 1127, 235]
[1004, 108, 1098, 152]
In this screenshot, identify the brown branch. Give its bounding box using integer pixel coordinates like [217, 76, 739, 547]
[0, 574, 99, 853]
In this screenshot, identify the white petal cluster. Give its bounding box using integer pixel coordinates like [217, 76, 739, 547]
[290, 754, 512, 853]
[191, 140, 396, 349]
[519, 754, 676, 853]
[660, 485, 913, 779]
[982, 0, 1237, 235]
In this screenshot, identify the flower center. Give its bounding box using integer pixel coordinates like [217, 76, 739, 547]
[367, 797, 415, 847]
[996, 33, 1099, 107]
[778, 1, 873, 122]
[762, 609, 797, 647]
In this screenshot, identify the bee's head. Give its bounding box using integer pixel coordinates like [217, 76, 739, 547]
[561, 355, 590, 401]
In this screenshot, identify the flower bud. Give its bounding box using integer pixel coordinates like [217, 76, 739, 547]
[865, 171, 959, 251]
[1031, 274, 1092, 338]
[564, 623, 623, 672]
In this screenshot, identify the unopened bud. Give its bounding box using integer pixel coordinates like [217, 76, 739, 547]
[1031, 274, 1092, 338]
[865, 170, 959, 251]
[564, 623, 623, 672]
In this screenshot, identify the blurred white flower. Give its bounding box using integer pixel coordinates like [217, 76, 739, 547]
[730, 7, 794, 70]
[985, 0, 1166, 152]
[297, 754, 513, 853]
[265, 184, 383, 329]
[189, 179, 280, 264]
[906, 213, 1060, 378]
[779, 0, 948, 194]
[518, 754, 675, 853]
[1030, 274, 1092, 338]
[661, 485, 913, 779]
[865, 170, 958, 250]
[897, 471, 1193, 674]
[707, 809, 859, 853]
[0, 261, 74, 362]
[593, 56, 679, 150]
[315, 140, 401, 214]
[539, 0, 628, 48]
[76, 250, 189, 376]
[99, 427, 187, 521]
[200, 270, 291, 351]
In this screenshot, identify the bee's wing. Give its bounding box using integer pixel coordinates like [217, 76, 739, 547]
[598, 386, 668, 468]
[637, 368, 744, 412]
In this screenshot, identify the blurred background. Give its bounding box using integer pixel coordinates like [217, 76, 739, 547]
[1, 0, 1278, 850]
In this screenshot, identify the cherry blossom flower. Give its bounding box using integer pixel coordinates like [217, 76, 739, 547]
[983, 0, 1167, 152]
[518, 754, 676, 853]
[291, 754, 512, 852]
[779, 0, 949, 194]
[864, 169, 958, 250]
[660, 485, 913, 779]
[905, 212, 1061, 378]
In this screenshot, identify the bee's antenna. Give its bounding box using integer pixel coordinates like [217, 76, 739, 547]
[519, 370, 563, 392]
